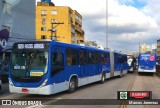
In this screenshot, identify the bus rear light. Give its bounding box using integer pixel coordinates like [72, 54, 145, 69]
[22, 89, 29, 93]
[39, 79, 48, 87]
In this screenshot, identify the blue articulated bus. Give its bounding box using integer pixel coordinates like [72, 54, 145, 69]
[138, 53, 156, 74]
[9, 41, 128, 95]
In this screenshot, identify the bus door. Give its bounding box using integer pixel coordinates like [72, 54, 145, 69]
[95, 52, 101, 75]
[114, 53, 120, 75]
[51, 47, 66, 83]
[79, 50, 88, 77]
[87, 51, 98, 76]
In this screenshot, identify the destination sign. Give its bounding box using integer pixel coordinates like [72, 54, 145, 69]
[17, 44, 45, 49]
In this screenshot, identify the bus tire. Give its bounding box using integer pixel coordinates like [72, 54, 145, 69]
[100, 73, 106, 83]
[119, 71, 123, 78]
[68, 78, 77, 93]
[151, 73, 154, 76]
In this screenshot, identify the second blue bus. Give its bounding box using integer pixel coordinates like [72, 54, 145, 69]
[138, 53, 156, 74]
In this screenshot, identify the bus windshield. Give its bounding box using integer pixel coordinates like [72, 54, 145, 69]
[127, 58, 133, 66]
[10, 50, 48, 82]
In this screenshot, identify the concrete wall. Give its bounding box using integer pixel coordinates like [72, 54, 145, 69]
[0, 0, 35, 52]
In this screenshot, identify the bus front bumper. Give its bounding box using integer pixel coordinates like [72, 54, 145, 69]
[9, 81, 69, 95]
[9, 85, 52, 95]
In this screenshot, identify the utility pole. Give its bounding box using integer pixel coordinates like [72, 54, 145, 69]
[106, 0, 108, 49]
[126, 34, 128, 54]
[49, 22, 64, 41]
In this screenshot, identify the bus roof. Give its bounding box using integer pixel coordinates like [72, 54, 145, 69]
[139, 53, 156, 56]
[13, 41, 110, 53]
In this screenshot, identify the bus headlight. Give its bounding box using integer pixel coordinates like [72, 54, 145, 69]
[39, 79, 48, 87]
[9, 78, 14, 86]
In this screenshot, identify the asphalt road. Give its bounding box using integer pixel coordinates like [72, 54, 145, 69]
[0, 71, 160, 108]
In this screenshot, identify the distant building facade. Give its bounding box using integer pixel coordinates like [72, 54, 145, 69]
[151, 44, 157, 54]
[85, 41, 97, 47]
[139, 43, 150, 53]
[157, 39, 160, 56]
[36, 1, 84, 44]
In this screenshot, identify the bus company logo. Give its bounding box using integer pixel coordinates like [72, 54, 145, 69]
[129, 91, 150, 99]
[2, 100, 11, 105]
[120, 92, 127, 99]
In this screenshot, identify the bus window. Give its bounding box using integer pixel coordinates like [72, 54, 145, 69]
[66, 48, 77, 66]
[79, 50, 87, 65]
[88, 52, 95, 64]
[52, 52, 64, 76]
[102, 53, 109, 64]
[95, 52, 101, 64]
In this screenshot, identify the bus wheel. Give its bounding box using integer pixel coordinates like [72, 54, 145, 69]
[119, 71, 123, 78]
[100, 73, 106, 83]
[68, 78, 77, 93]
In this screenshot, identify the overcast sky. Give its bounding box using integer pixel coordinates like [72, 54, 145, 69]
[37, 0, 160, 53]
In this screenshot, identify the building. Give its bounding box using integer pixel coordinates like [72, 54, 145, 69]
[36, 1, 84, 44]
[85, 41, 97, 47]
[139, 43, 150, 53]
[151, 44, 157, 54]
[0, 0, 35, 56]
[151, 44, 157, 50]
[157, 39, 160, 56]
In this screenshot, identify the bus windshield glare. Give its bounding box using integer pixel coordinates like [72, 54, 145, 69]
[10, 50, 48, 82]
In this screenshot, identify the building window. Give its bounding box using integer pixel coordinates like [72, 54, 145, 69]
[71, 27, 75, 33]
[41, 10, 47, 16]
[75, 15, 82, 23]
[41, 35, 46, 39]
[75, 15, 79, 21]
[51, 19, 57, 23]
[41, 27, 46, 31]
[42, 18, 46, 24]
[51, 10, 57, 15]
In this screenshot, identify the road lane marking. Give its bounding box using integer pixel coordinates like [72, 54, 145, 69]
[120, 73, 137, 108]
